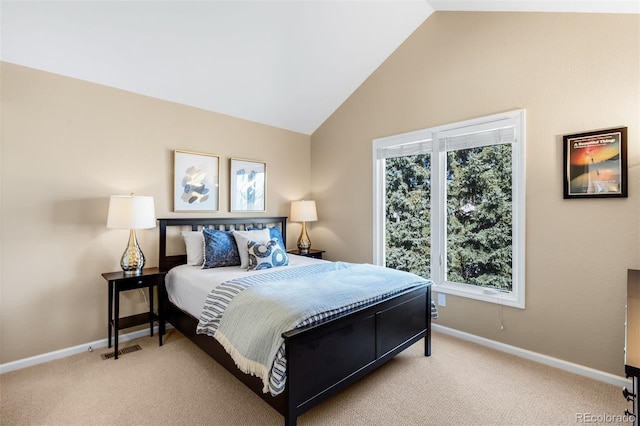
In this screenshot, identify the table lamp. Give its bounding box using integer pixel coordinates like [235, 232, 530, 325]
[290, 200, 317, 253]
[107, 194, 156, 275]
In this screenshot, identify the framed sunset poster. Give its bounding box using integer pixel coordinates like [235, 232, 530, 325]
[563, 127, 627, 199]
[174, 150, 220, 212]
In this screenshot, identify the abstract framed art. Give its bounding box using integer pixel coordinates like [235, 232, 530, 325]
[229, 158, 266, 212]
[174, 150, 220, 212]
[563, 127, 627, 199]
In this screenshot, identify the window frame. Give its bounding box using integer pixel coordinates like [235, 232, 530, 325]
[373, 110, 526, 309]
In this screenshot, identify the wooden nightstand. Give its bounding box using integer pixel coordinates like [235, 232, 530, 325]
[287, 248, 325, 260]
[101, 267, 167, 359]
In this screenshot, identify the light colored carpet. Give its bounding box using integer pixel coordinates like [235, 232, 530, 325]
[0, 330, 629, 425]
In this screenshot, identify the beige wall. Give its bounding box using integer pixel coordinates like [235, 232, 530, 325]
[0, 62, 311, 363]
[311, 12, 640, 376]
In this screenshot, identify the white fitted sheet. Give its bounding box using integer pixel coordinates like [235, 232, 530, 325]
[165, 254, 325, 318]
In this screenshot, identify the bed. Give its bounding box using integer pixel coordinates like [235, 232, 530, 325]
[158, 216, 433, 426]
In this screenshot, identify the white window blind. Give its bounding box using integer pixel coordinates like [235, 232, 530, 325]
[377, 139, 433, 159]
[437, 116, 518, 151]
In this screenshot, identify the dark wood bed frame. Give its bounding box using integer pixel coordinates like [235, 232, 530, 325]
[158, 217, 431, 426]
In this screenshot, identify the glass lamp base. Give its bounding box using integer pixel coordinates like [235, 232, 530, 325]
[121, 229, 145, 275]
[297, 221, 311, 254]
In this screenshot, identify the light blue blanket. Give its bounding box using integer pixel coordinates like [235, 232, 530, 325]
[197, 262, 430, 395]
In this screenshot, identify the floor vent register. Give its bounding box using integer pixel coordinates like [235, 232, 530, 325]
[101, 344, 142, 360]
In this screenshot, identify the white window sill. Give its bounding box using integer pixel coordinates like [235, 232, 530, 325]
[435, 281, 524, 309]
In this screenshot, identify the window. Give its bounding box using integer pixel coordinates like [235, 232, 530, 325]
[373, 110, 525, 308]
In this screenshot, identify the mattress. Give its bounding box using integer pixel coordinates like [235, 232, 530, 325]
[165, 254, 325, 318]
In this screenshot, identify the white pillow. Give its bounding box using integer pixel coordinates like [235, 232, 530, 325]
[233, 229, 270, 268]
[182, 231, 204, 266]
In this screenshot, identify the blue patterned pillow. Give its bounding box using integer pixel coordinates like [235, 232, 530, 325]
[247, 238, 289, 271]
[202, 228, 241, 268]
[246, 226, 286, 251]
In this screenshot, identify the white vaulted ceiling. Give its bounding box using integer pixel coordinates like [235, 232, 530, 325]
[1, 1, 637, 135]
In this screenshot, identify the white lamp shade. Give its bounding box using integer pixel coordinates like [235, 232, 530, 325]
[107, 195, 156, 229]
[290, 200, 317, 222]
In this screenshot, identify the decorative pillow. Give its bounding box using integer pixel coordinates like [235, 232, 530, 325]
[247, 238, 289, 271]
[202, 228, 241, 268]
[233, 229, 270, 268]
[182, 231, 204, 266]
[247, 226, 286, 251]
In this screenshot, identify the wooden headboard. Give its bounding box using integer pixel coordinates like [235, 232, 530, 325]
[157, 217, 288, 271]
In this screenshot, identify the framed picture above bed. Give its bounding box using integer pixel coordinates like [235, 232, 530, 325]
[230, 158, 266, 212]
[563, 127, 627, 199]
[173, 150, 220, 212]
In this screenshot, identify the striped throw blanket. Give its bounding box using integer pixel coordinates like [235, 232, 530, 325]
[196, 262, 433, 396]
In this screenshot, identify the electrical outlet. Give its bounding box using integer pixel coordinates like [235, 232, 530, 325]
[437, 293, 446, 307]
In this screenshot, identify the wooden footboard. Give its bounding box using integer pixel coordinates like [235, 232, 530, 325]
[283, 285, 431, 425]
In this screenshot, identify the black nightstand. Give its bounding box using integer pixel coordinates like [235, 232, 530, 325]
[101, 267, 167, 359]
[287, 248, 325, 260]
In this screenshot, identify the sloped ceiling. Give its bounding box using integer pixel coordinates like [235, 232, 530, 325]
[1, 1, 637, 135]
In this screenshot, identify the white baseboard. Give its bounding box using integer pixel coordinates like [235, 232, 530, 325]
[1, 323, 630, 389]
[0, 325, 173, 374]
[432, 324, 631, 388]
